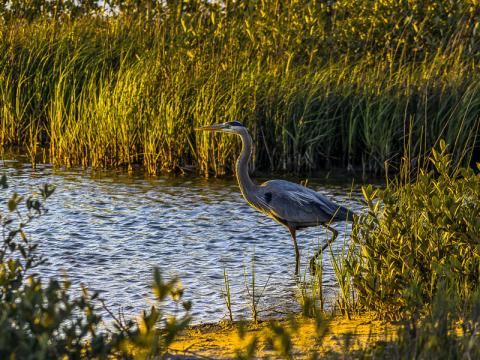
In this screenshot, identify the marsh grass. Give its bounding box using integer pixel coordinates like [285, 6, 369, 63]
[310, 248, 325, 315]
[299, 241, 329, 320]
[222, 267, 233, 322]
[0, 1, 479, 176]
[243, 251, 271, 324]
[330, 228, 358, 320]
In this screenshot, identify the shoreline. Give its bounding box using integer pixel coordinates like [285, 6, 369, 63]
[169, 314, 396, 359]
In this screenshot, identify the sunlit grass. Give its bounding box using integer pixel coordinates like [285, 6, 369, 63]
[0, 1, 478, 175]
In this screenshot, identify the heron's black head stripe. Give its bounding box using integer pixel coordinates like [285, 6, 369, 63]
[229, 121, 245, 127]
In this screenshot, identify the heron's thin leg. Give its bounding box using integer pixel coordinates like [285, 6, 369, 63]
[310, 225, 338, 272]
[321, 225, 338, 252]
[288, 226, 300, 274]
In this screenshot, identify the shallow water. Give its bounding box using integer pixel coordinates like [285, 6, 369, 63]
[1, 158, 365, 325]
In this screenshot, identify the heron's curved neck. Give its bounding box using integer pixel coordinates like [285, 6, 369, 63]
[236, 130, 257, 200]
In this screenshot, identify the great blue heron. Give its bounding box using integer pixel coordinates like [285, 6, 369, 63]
[197, 121, 355, 274]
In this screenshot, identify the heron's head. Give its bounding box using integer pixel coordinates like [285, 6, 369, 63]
[195, 121, 246, 134]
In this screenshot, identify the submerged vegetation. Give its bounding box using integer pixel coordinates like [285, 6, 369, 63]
[0, 0, 479, 175]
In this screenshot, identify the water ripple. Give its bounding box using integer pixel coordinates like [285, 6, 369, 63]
[1, 159, 365, 324]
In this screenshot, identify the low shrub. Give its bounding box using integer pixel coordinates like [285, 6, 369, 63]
[349, 141, 480, 320]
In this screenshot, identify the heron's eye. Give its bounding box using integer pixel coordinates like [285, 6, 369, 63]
[230, 121, 244, 127]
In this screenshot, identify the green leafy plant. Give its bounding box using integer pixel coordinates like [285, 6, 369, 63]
[348, 285, 480, 359]
[349, 141, 480, 319]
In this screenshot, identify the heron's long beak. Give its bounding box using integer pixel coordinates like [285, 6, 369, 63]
[195, 123, 228, 132]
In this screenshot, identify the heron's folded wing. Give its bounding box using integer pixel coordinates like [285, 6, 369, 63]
[258, 181, 337, 225]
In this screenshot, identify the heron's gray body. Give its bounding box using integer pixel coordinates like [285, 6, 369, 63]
[251, 180, 351, 230]
[197, 121, 354, 273]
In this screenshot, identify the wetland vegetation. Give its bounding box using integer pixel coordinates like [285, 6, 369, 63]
[1, 143, 479, 359]
[0, 0, 479, 176]
[0, 0, 479, 358]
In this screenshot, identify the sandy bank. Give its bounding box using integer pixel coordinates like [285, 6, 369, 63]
[168, 315, 396, 359]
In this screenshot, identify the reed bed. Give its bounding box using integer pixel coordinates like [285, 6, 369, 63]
[0, 1, 479, 176]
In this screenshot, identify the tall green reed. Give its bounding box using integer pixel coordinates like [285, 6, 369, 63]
[299, 242, 326, 319]
[0, 1, 478, 176]
[243, 250, 271, 324]
[222, 267, 233, 322]
[329, 227, 358, 320]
